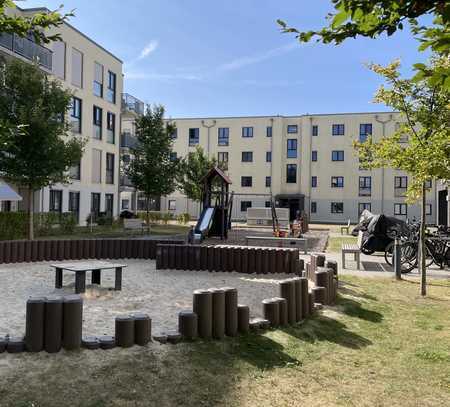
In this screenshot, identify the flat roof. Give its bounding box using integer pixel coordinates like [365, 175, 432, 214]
[168, 111, 397, 121]
[18, 6, 123, 64]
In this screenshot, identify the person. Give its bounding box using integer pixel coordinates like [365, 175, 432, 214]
[291, 210, 302, 237]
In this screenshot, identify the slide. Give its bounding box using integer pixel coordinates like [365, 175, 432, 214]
[194, 207, 216, 238]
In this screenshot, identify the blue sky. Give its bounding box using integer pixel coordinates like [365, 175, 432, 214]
[25, 0, 428, 117]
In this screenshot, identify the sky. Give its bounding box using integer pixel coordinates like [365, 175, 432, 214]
[23, 0, 429, 118]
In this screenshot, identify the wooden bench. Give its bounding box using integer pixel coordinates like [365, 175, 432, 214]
[245, 235, 308, 253]
[341, 232, 362, 269]
[340, 219, 351, 235]
[51, 261, 127, 294]
[123, 218, 146, 233]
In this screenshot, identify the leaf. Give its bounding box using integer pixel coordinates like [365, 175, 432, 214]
[331, 11, 349, 28]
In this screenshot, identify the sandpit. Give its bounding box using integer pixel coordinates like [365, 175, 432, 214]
[0, 259, 294, 337]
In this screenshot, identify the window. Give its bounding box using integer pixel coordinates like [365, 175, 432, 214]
[106, 153, 115, 184]
[71, 48, 83, 88]
[91, 148, 102, 183]
[218, 127, 229, 146]
[426, 204, 432, 216]
[266, 151, 272, 162]
[189, 128, 199, 146]
[359, 123, 372, 142]
[107, 71, 117, 103]
[168, 200, 176, 211]
[394, 176, 408, 196]
[69, 161, 81, 180]
[266, 126, 272, 137]
[394, 203, 407, 216]
[218, 152, 229, 170]
[425, 179, 432, 189]
[265, 176, 271, 188]
[311, 201, 317, 213]
[170, 128, 178, 139]
[105, 193, 114, 217]
[287, 124, 298, 134]
[68, 191, 80, 222]
[331, 176, 344, 188]
[52, 41, 66, 80]
[358, 203, 371, 216]
[241, 176, 252, 187]
[91, 193, 101, 219]
[93, 106, 102, 139]
[93, 62, 103, 97]
[312, 150, 318, 162]
[286, 164, 297, 183]
[242, 151, 253, 162]
[241, 201, 252, 211]
[122, 199, 130, 210]
[170, 152, 177, 161]
[106, 112, 115, 144]
[70, 97, 82, 133]
[332, 124, 345, 136]
[287, 139, 297, 158]
[265, 201, 271, 208]
[311, 176, 317, 188]
[331, 202, 344, 213]
[49, 190, 63, 213]
[242, 127, 253, 138]
[332, 150, 345, 161]
[359, 176, 372, 196]
[312, 125, 318, 137]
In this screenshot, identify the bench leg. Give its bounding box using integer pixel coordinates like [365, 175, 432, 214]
[55, 268, 63, 289]
[92, 269, 101, 285]
[342, 252, 346, 269]
[356, 253, 361, 270]
[304, 241, 308, 254]
[75, 271, 86, 294]
[115, 267, 122, 291]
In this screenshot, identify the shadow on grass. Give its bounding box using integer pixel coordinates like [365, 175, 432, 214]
[337, 297, 383, 323]
[338, 283, 378, 302]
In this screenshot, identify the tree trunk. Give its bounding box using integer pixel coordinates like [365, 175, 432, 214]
[27, 187, 34, 241]
[146, 196, 150, 233]
[419, 183, 426, 296]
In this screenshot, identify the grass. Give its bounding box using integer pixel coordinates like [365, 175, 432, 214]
[1, 276, 450, 406]
[327, 235, 358, 252]
[35, 223, 190, 240]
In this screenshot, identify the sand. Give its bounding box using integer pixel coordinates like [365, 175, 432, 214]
[0, 259, 295, 337]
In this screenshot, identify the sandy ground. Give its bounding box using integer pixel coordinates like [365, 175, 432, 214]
[0, 259, 295, 338]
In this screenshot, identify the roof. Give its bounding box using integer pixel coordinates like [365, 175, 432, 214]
[201, 166, 232, 185]
[0, 183, 22, 201]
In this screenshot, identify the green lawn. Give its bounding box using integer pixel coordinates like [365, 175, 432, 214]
[1, 276, 449, 406]
[327, 235, 358, 253]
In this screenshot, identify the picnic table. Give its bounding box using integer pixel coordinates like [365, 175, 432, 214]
[51, 261, 127, 294]
[245, 235, 308, 253]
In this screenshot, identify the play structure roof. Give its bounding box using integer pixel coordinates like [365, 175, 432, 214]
[0, 183, 22, 201]
[201, 166, 232, 185]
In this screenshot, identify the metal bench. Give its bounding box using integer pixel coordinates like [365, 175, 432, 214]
[245, 235, 308, 253]
[123, 218, 146, 233]
[341, 232, 362, 269]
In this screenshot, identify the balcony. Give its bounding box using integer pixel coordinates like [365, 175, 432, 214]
[394, 187, 407, 197]
[120, 175, 134, 188]
[359, 187, 372, 197]
[0, 33, 52, 70]
[120, 132, 138, 149]
[121, 93, 145, 116]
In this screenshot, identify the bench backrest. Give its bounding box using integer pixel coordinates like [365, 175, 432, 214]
[124, 218, 144, 228]
[357, 231, 363, 248]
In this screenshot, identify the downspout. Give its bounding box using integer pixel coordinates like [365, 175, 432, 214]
[308, 116, 313, 218]
[201, 119, 217, 158]
[375, 114, 393, 214]
[269, 117, 274, 197]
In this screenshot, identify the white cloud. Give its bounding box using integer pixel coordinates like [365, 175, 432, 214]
[125, 71, 203, 82]
[138, 40, 159, 60]
[218, 43, 298, 72]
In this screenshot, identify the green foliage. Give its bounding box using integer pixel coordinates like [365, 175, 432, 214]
[126, 105, 179, 205]
[278, 1, 450, 89]
[0, 0, 72, 43]
[176, 146, 217, 202]
[162, 212, 173, 225]
[0, 212, 27, 240]
[354, 56, 450, 202]
[177, 213, 191, 225]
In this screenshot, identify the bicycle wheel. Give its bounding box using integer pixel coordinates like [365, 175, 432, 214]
[384, 241, 417, 273]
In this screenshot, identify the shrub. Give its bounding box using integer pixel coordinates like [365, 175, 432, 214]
[162, 212, 173, 225]
[177, 213, 190, 225]
[0, 212, 28, 240]
[60, 212, 77, 233]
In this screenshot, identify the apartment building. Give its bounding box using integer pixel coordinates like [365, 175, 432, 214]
[0, 6, 123, 224]
[162, 112, 438, 224]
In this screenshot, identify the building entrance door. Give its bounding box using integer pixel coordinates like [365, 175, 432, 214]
[438, 189, 448, 226]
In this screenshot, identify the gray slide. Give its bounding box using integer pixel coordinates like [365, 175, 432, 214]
[194, 207, 215, 239]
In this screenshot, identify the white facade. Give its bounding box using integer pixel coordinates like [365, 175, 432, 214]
[0, 7, 123, 225]
[162, 113, 438, 224]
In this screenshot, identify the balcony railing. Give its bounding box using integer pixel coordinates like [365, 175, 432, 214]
[120, 132, 138, 149]
[0, 33, 52, 70]
[121, 93, 145, 115]
[120, 175, 134, 188]
[358, 187, 372, 197]
[394, 187, 407, 197]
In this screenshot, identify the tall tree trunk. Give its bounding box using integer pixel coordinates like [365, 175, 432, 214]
[146, 196, 150, 233]
[27, 187, 34, 240]
[420, 183, 426, 296]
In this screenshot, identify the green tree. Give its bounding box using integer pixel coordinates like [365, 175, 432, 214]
[278, 1, 450, 87]
[126, 105, 179, 228]
[1, 0, 71, 43]
[0, 59, 84, 240]
[355, 56, 450, 295]
[176, 146, 218, 205]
